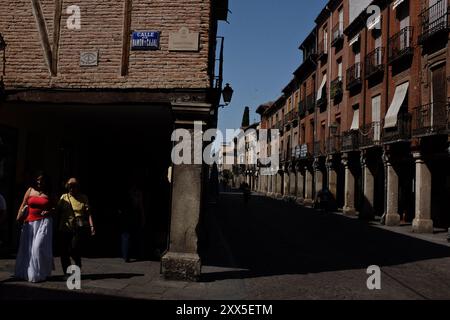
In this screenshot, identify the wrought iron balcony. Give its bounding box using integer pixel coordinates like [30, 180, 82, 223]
[313, 140, 326, 157]
[413, 101, 449, 137]
[331, 22, 344, 47]
[359, 122, 382, 148]
[365, 47, 385, 78]
[306, 94, 316, 113]
[419, 0, 450, 44]
[284, 113, 291, 129]
[388, 26, 414, 64]
[341, 131, 360, 152]
[273, 121, 284, 135]
[318, 39, 328, 59]
[299, 100, 306, 117]
[298, 143, 312, 159]
[383, 113, 412, 143]
[326, 135, 342, 154]
[346, 63, 362, 90]
[330, 77, 343, 100]
[304, 47, 318, 62]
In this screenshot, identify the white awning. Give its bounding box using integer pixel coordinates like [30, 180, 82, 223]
[392, 0, 405, 10]
[384, 82, 409, 129]
[316, 75, 327, 101]
[350, 109, 360, 131]
[368, 15, 381, 30]
[349, 34, 360, 46]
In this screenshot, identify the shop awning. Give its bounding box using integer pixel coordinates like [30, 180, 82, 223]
[316, 75, 327, 101]
[350, 109, 360, 131]
[384, 82, 409, 129]
[349, 34, 360, 46]
[392, 0, 405, 10]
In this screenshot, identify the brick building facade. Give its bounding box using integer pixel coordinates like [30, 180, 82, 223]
[253, 0, 450, 233]
[0, 0, 229, 280]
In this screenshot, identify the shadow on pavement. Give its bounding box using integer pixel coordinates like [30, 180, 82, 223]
[0, 283, 134, 300]
[200, 193, 450, 282]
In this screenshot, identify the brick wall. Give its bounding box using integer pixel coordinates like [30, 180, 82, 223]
[0, 0, 213, 90]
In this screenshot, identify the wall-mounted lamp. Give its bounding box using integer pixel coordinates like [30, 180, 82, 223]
[220, 83, 234, 107]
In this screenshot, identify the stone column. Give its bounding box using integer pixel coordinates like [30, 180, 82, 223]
[283, 170, 290, 197]
[304, 165, 314, 207]
[272, 173, 277, 196]
[362, 154, 375, 218]
[342, 154, 356, 216]
[296, 165, 305, 203]
[289, 169, 297, 196]
[384, 153, 400, 226]
[162, 121, 203, 281]
[327, 156, 338, 201]
[276, 171, 283, 197]
[314, 158, 323, 197]
[412, 153, 433, 233]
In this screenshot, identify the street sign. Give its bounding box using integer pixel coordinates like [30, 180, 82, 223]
[131, 31, 160, 50]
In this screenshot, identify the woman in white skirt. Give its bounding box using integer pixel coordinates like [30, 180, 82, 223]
[15, 172, 55, 283]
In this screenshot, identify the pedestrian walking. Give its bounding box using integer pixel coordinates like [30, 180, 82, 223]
[56, 177, 95, 275]
[14, 171, 55, 283]
[118, 179, 145, 263]
[240, 182, 251, 204]
[315, 187, 330, 213]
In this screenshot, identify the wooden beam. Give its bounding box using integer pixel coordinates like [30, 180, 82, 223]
[51, 0, 63, 76]
[30, 0, 53, 75]
[121, 0, 133, 76]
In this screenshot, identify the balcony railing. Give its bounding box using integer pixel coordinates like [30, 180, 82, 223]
[341, 131, 360, 152]
[298, 143, 312, 159]
[330, 77, 343, 100]
[388, 27, 414, 64]
[365, 47, 385, 78]
[419, 0, 450, 44]
[383, 113, 412, 143]
[274, 121, 284, 135]
[359, 122, 382, 148]
[299, 100, 306, 117]
[346, 63, 362, 90]
[318, 39, 328, 59]
[306, 94, 316, 112]
[304, 48, 318, 61]
[413, 101, 449, 137]
[316, 87, 327, 110]
[326, 135, 341, 154]
[331, 22, 344, 47]
[314, 140, 326, 157]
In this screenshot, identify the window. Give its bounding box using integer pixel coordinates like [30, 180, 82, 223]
[337, 60, 343, 79]
[372, 95, 381, 140]
[338, 7, 344, 32]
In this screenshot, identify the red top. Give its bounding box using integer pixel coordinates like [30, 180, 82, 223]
[25, 196, 50, 222]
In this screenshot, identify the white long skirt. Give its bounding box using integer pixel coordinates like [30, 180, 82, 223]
[15, 217, 54, 283]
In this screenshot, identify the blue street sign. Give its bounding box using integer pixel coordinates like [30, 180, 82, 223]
[131, 31, 160, 50]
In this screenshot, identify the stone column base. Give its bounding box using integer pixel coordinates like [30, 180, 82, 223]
[303, 199, 314, 207]
[343, 207, 357, 216]
[412, 218, 434, 234]
[161, 252, 201, 282]
[385, 213, 400, 226]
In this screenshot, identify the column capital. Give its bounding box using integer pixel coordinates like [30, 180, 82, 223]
[412, 152, 424, 162]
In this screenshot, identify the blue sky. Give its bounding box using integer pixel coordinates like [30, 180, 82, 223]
[217, 0, 327, 141]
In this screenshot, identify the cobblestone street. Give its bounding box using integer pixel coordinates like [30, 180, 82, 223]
[1, 193, 450, 300]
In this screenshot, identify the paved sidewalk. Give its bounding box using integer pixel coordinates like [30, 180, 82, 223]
[1, 193, 450, 300]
